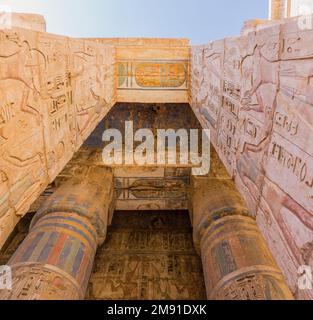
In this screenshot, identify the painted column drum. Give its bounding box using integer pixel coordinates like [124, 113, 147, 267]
[0, 166, 114, 300]
[192, 178, 294, 300]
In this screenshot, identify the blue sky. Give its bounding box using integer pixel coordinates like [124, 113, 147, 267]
[2, 0, 269, 44]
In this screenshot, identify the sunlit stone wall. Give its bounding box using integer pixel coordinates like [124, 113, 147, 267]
[191, 15, 313, 299]
[87, 38, 190, 104]
[0, 24, 116, 248]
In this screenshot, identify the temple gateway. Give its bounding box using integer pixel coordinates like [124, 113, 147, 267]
[0, 0, 313, 300]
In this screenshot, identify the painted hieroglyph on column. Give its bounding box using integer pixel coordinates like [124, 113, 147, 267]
[0, 165, 114, 300]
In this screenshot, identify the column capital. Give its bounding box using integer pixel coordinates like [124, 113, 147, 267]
[31, 165, 114, 245]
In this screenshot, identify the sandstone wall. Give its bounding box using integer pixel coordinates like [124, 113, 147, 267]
[191, 16, 313, 299]
[0, 26, 116, 248]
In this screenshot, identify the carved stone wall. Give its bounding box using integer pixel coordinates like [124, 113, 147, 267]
[0, 26, 192, 249]
[191, 16, 313, 299]
[1, 10, 313, 300]
[88, 39, 190, 104]
[86, 211, 206, 300]
[0, 210, 206, 300]
[0, 27, 116, 249]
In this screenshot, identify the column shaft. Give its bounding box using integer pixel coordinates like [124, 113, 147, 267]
[191, 177, 294, 300]
[0, 166, 114, 300]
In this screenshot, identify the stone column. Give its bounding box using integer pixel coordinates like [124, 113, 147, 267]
[0, 166, 114, 300]
[191, 177, 294, 300]
[269, 0, 291, 20]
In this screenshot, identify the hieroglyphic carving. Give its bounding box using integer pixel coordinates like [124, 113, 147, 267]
[70, 39, 115, 148]
[235, 24, 281, 214]
[114, 168, 190, 211]
[0, 27, 116, 248]
[259, 18, 313, 299]
[55, 153, 191, 212]
[118, 61, 188, 89]
[1, 264, 81, 300]
[86, 211, 206, 300]
[0, 29, 47, 246]
[0, 165, 115, 300]
[191, 40, 224, 146]
[191, 16, 313, 298]
[115, 42, 190, 103]
[257, 176, 313, 300]
[191, 176, 294, 300]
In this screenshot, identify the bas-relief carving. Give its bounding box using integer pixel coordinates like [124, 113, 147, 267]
[86, 211, 206, 300]
[235, 25, 281, 214]
[114, 167, 190, 211]
[70, 39, 115, 149]
[1, 12, 312, 300]
[2, 264, 81, 300]
[115, 44, 190, 103]
[257, 177, 313, 299]
[118, 61, 188, 89]
[191, 17, 313, 298]
[0, 27, 116, 249]
[191, 40, 224, 147]
[55, 152, 191, 212]
[259, 19, 313, 298]
[0, 29, 47, 246]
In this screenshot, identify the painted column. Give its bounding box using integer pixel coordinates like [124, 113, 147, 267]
[0, 165, 114, 300]
[191, 177, 294, 300]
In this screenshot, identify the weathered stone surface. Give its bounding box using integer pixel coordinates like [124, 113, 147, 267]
[86, 211, 206, 300]
[190, 174, 294, 300]
[1, 8, 313, 300]
[0, 13, 46, 32]
[0, 165, 114, 300]
[113, 41, 190, 103]
[191, 16, 313, 299]
[0, 209, 207, 301]
[54, 103, 202, 212]
[270, 0, 290, 20]
[257, 176, 313, 299]
[0, 27, 116, 248]
[191, 40, 224, 148]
